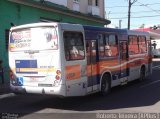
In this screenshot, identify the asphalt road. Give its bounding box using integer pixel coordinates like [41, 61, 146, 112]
[0, 61, 160, 119]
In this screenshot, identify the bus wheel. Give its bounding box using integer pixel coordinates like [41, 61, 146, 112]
[139, 67, 145, 81]
[100, 74, 111, 96]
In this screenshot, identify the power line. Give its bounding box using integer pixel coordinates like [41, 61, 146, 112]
[106, 2, 160, 8]
[110, 14, 160, 19]
[106, 5, 139, 8]
[137, 1, 160, 14]
[108, 1, 160, 20]
[107, 10, 160, 15]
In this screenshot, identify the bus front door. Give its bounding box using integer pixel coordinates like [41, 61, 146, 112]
[120, 41, 129, 84]
[86, 40, 98, 93]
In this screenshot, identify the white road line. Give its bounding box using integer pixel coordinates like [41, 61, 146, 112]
[0, 93, 15, 100]
[152, 58, 160, 61]
[152, 65, 160, 69]
[140, 80, 160, 88]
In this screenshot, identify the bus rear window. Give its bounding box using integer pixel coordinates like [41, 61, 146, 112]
[10, 27, 58, 51]
[63, 31, 85, 61]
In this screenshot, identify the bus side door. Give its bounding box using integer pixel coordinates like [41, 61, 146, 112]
[120, 41, 129, 84]
[86, 40, 99, 93]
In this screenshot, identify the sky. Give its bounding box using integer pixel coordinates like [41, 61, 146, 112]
[105, 0, 160, 29]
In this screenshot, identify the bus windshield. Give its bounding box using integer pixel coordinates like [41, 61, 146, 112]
[10, 27, 58, 52]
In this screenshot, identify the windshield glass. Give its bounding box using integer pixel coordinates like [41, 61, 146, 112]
[10, 27, 58, 51]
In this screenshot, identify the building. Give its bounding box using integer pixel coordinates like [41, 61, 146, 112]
[45, 0, 105, 18]
[0, 0, 110, 85]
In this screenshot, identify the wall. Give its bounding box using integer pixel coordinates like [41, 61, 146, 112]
[67, 0, 105, 18]
[45, 0, 67, 7]
[79, 0, 88, 14]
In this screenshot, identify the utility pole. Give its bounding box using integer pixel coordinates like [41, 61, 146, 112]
[128, 0, 137, 30]
[119, 20, 122, 29]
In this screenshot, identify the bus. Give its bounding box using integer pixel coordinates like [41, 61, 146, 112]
[9, 22, 152, 97]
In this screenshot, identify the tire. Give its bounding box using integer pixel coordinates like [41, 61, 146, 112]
[100, 74, 111, 96]
[139, 67, 146, 81]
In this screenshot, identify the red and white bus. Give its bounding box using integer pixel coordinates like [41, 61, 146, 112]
[9, 22, 152, 96]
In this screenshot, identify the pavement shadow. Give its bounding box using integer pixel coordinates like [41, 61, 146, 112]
[17, 75, 160, 113]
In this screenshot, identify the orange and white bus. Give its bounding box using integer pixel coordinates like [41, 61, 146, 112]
[9, 22, 152, 96]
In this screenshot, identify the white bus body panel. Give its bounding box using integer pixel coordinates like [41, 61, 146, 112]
[9, 23, 66, 96]
[9, 22, 87, 97]
[59, 23, 88, 96]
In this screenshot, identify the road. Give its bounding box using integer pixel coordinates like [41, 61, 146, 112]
[0, 61, 160, 119]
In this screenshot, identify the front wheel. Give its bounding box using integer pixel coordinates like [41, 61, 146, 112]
[100, 74, 111, 96]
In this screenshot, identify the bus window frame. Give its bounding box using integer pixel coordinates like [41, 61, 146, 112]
[138, 35, 147, 53]
[63, 31, 85, 61]
[98, 33, 118, 58]
[128, 35, 139, 55]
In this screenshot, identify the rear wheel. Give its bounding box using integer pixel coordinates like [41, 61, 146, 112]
[100, 74, 111, 96]
[139, 67, 146, 81]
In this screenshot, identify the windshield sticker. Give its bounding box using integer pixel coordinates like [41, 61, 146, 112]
[10, 30, 31, 51]
[10, 27, 58, 51]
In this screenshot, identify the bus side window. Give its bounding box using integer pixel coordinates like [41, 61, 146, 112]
[98, 34, 105, 57]
[64, 36, 71, 60]
[128, 35, 139, 55]
[138, 36, 147, 53]
[63, 31, 85, 61]
[104, 35, 111, 56]
[106, 34, 118, 57]
[86, 41, 91, 64]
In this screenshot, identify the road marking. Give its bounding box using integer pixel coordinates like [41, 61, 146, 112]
[152, 65, 160, 70]
[140, 80, 160, 88]
[152, 65, 160, 69]
[0, 93, 15, 100]
[152, 58, 160, 61]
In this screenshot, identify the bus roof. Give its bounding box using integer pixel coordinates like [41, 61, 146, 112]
[10, 22, 59, 31]
[127, 30, 149, 36]
[10, 22, 84, 32]
[10, 22, 150, 38]
[83, 25, 127, 34]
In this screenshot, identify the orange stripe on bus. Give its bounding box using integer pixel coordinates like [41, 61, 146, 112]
[11, 68, 56, 73]
[19, 68, 56, 72]
[86, 56, 151, 77]
[65, 65, 81, 80]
